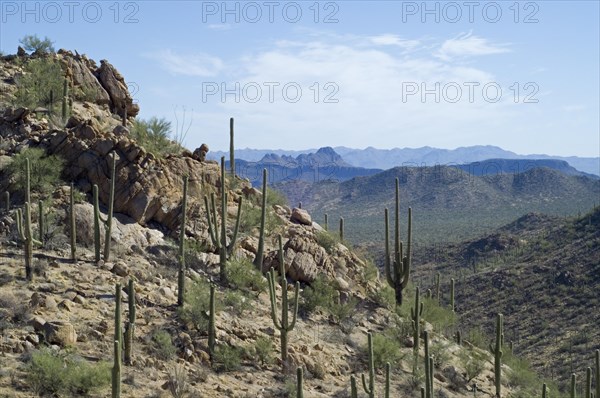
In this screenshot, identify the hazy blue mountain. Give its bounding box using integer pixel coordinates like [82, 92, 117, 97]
[210, 145, 600, 176]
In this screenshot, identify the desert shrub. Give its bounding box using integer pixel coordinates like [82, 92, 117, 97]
[458, 348, 485, 383]
[266, 187, 288, 207]
[223, 290, 251, 316]
[239, 201, 283, 235]
[421, 297, 457, 333]
[252, 336, 273, 366]
[430, 341, 451, 367]
[225, 257, 267, 293]
[27, 348, 110, 396]
[0, 292, 30, 328]
[315, 230, 339, 254]
[8, 148, 65, 196]
[466, 327, 488, 350]
[300, 276, 338, 315]
[178, 278, 213, 332]
[359, 258, 379, 284]
[369, 333, 402, 369]
[131, 117, 182, 158]
[151, 329, 177, 360]
[213, 345, 242, 372]
[328, 296, 359, 329]
[13, 57, 63, 111]
[19, 34, 55, 53]
[167, 365, 189, 398]
[371, 284, 396, 310]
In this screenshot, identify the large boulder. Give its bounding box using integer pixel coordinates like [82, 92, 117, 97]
[94, 60, 139, 117]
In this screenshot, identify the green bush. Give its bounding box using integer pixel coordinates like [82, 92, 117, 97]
[239, 200, 283, 235]
[458, 348, 485, 383]
[301, 276, 338, 315]
[151, 329, 177, 361]
[223, 290, 252, 316]
[266, 187, 288, 207]
[27, 348, 110, 396]
[178, 278, 213, 332]
[8, 147, 64, 196]
[252, 336, 274, 366]
[369, 333, 402, 369]
[420, 297, 456, 332]
[225, 257, 267, 293]
[371, 284, 396, 310]
[213, 345, 242, 372]
[315, 231, 339, 254]
[13, 58, 64, 111]
[19, 34, 55, 53]
[131, 117, 182, 158]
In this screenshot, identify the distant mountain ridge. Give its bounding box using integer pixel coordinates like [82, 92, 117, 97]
[209, 145, 600, 176]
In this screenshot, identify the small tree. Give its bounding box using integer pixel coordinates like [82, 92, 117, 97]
[19, 35, 55, 53]
[8, 148, 64, 196]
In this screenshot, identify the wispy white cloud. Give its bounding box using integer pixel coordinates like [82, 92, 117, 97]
[145, 49, 224, 77]
[369, 34, 420, 50]
[206, 24, 232, 31]
[563, 104, 586, 112]
[435, 32, 510, 61]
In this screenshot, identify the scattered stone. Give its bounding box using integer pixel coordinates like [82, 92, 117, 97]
[291, 208, 312, 226]
[43, 321, 77, 346]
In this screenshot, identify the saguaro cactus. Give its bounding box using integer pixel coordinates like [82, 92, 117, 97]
[253, 168, 267, 269]
[229, 117, 235, 175]
[93, 154, 116, 262]
[542, 383, 547, 398]
[16, 202, 41, 281]
[586, 367, 592, 398]
[360, 332, 375, 398]
[177, 176, 188, 307]
[450, 278, 455, 312]
[596, 349, 599, 398]
[112, 340, 121, 398]
[489, 313, 504, 398]
[69, 183, 76, 262]
[297, 367, 304, 398]
[571, 374, 576, 398]
[61, 77, 69, 121]
[384, 362, 391, 398]
[124, 280, 135, 366]
[383, 178, 413, 306]
[25, 158, 31, 205]
[324, 213, 328, 231]
[112, 283, 122, 398]
[4, 191, 9, 213]
[38, 200, 45, 245]
[266, 235, 299, 373]
[411, 286, 424, 353]
[202, 284, 216, 359]
[204, 157, 242, 281]
[350, 375, 358, 398]
[424, 331, 434, 398]
[339, 217, 344, 241]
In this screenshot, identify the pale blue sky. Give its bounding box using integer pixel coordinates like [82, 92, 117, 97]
[1, 1, 599, 157]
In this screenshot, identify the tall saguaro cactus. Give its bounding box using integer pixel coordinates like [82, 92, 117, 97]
[93, 154, 116, 262]
[586, 367, 592, 398]
[124, 279, 136, 366]
[69, 183, 76, 262]
[450, 278, 455, 312]
[112, 283, 122, 398]
[229, 117, 235, 175]
[177, 176, 188, 307]
[595, 349, 599, 398]
[61, 77, 69, 121]
[339, 217, 344, 241]
[489, 313, 504, 398]
[571, 374, 576, 398]
[254, 168, 267, 269]
[296, 367, 304, 398]
[350, 375, 358, 398]
[383, 178, 413, 306]
[267, 235, 299, 373]
[202, 284, 216, 360]
[204, 157, 242, 281]
[360, 332, 375, 398]
[4, 191, 9, 213]
[424, 331, 434, 398]
[16, 202, 41, 281]
[37, 200, 44, 244]
[411, 286, 424, 353]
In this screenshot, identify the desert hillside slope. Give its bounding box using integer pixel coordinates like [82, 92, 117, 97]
[0, 46, 588, 397]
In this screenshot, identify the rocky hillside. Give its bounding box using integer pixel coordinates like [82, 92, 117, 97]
[0, 48, 554, 397]
[277, 165, 600, 244]
[411, 207, 600, 389]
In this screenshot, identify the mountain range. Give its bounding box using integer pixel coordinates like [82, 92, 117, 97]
[209, 145, 600, 177]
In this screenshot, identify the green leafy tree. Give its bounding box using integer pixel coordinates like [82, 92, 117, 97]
[8, 148, 64, 196]
[19, 35, 55, 53]
[131, 117, 183, 157]
[13, 57, 64, 110]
